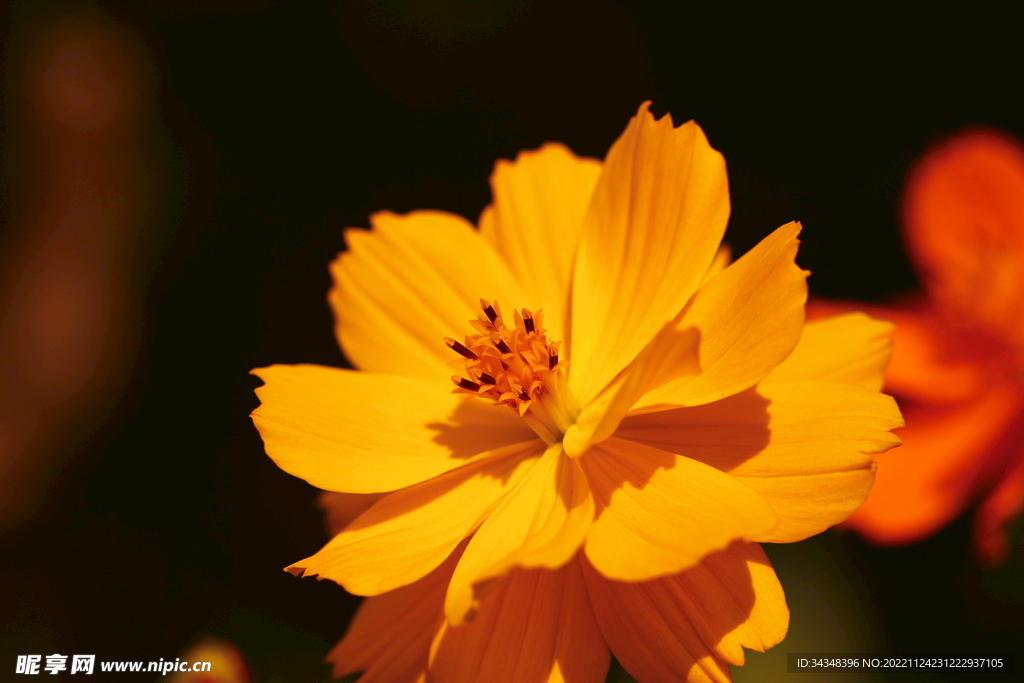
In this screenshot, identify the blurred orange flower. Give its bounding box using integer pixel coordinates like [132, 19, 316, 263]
[166, 639, 252, 683]
[252, 104, 903, 682]
[0, 12, 158, 530]
[818, 130, 1024, 564]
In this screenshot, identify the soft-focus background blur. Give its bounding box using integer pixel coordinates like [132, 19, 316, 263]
[1, 1, 1022, 681]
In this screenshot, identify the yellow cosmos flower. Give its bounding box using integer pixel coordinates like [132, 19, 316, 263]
[251, 103, 904, 683]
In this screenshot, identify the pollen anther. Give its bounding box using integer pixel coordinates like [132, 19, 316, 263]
[452, 376, 481, 392]
[523, 309, 535, 333]
[444, 337, 478, 360]
[480, 299, 499, 323]
[445, 299, 579, 442]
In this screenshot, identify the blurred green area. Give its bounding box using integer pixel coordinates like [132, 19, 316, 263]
[203, 608, 336, 683]
[732, 533, 886, 683]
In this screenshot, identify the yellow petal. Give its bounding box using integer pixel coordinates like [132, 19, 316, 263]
[701, 244, 732, 285]
[251, 364, 535, 493]
[480, 143, 602, 345]
[444, 444, 593, 625]
[288, 441, 544, 595]
[581, 541, 788, 683]
[619, 381, 903, 542]
[570, 103, 729, 405]
[632, 221, 808, 412]
[330, 210, 530, 380]
[766, 312, 894, 390]
[430, 558, 609, 683]
[327, 548, 458, 683]
[563, 324, 700, 457]
[807, 301, 987, 404]
[581, 437, 777, 581]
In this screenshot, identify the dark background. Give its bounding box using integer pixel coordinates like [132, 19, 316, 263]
[2, 1, 1022, 681]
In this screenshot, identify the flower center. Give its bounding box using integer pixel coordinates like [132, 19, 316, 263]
[447, 299, 580, 445]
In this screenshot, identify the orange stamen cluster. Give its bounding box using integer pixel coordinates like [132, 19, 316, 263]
[446, 300, 562, 416]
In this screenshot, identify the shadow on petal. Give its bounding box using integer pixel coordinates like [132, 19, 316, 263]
[426, 396, 540, 478]
[616, 387, 772, 477]
[582, 540, 786, 683]
[431, 557, 609, 683]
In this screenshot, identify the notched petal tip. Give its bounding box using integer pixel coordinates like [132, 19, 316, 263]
[629, 100, 716, 150]
[249, 365, 275, 381]
[632, 100, 668, 126]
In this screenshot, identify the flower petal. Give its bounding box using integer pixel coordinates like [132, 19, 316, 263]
[251, 364, 536, 493]
[330, 210, 530, 380]
[581, 437, 777, 581]
[327, 548, 458, 683]
[620, 381, 903, 542]
[480, 143, 602, 344]
[765, 312, 894, 391]
[288, 441, 544, 595]
[807, 300, 987, 404]
[847, 386, 1020, 545]
[568, 226, 800, 453]
[904, 130, 1024, 345]
[632, 222, 808, 413]
[444, 444, 593, 625]
[582, 541, 788, 683]
[563, 324, 700, 457]
[569, 103, 729, 404]
[701, 244, 732, 285]
[429, 558, 609, 683]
